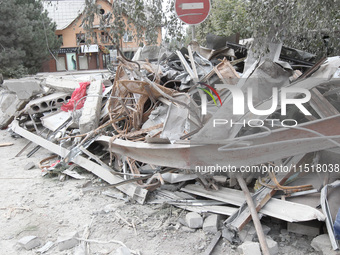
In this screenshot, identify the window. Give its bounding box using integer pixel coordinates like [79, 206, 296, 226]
[91, 32, 97, 43]
[57, 35, 63, 46]
[56, 56, 66, 71]
[76, 33, 85, 44]
[78, 55, 88, 70]
[123, 32, 133, 42]
[100, 32, 109, 43]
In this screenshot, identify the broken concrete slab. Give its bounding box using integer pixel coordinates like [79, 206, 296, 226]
[57, 231, 79, 251]
[41, 111, 72, 131]
[0, 92, 28, 129]
[311, 234, 339, 255]
[287, 221, 322, 236]
[237, 241, 261, 255]
[79, 80, 103, 134]
[43, 76, 81, 93]
[3, 78, 42, 100]
[185, 212, 203, 229]
[25, 92, 71, 114]
[18, 235, 41, 250]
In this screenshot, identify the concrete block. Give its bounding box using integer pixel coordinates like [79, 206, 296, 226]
[57, 231, 79, 251]
[237, 241, 261, 255]
[203, 214, 219, 233]
[79, 80, 102, 134]
[25, 92, 70, 114]
[311, 234, 339, 255]
[4, 78, 42, 100]
[266, 237, 278, 255]
[185, 212, 203, 229]
[43, 76, 80, 93]
[287, 221, 322, 236]
[18, 235, 41, 250]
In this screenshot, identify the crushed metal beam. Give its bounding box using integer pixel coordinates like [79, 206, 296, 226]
[96, 115, 340, 169]
[181, 184, 325, 222]
[10, 120, 148, 204]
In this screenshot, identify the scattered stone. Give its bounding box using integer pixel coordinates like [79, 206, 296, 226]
[103, 204, 116, 213]
[239, 223, 271, 242]
[262, 224, 271, 235]
[178, 217, 187, 227]
[182, 226, 197, 233]
[266, 237, 279, 255]
[57, 231, 79, 251]
[18, 235, 41, 250]
[113, 246, 131, 255]
[237, 241, 261, 255]
[311, 234, 339, 255]
[287, 221, 322, 236]
[280, 229, 288, 235]
[185, 212, 203, 229]
[74, 244, 86, 255]
[203, 214, 219, 233]
[24, 162, 36, 170]
[36, 241, 54, 254]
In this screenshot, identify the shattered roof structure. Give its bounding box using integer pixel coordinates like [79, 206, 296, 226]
[43, 0, 86, 30]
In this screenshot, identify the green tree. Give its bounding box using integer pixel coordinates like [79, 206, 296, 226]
[247, 0, 340, 57]
[194, 0, 250, 46]
[81, 0, 185, 49]
[195, 0, 340, 57]
[0, 0, 60, 78]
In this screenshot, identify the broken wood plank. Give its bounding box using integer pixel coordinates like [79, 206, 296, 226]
[236, 173, 270, 255]
[0, 142, 14, 147]
[203, 231, 222, 255]
[226, 154, 306, 231]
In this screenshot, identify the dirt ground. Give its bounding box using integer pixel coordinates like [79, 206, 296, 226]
[0, 129, 324, 255]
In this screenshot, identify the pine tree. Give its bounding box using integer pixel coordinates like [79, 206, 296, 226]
[0, 0, 60, 78]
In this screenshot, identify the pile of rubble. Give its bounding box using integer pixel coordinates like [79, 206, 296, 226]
[1, 41, 340, 254]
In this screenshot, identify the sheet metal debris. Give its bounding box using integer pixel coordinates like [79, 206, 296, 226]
[2, 41, 340, 249]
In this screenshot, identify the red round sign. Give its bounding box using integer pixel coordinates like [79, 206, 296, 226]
[175, 0, 211, 25]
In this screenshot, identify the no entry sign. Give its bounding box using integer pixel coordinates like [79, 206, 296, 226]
[175, 0, 211, 25]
